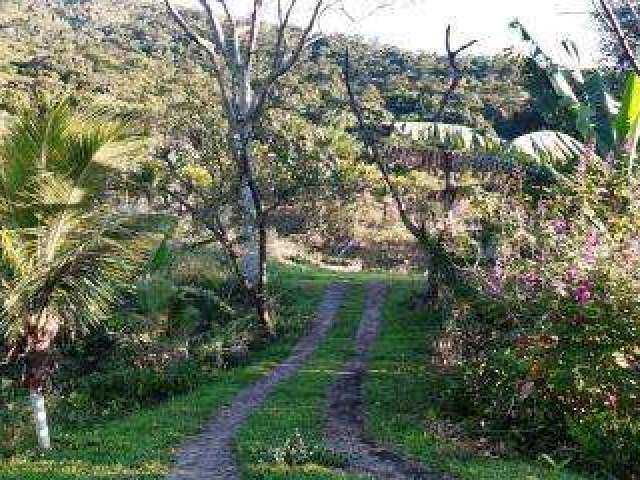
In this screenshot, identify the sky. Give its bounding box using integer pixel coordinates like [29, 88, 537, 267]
[176, 0, 601, 60]
[331, 0, 600, 58]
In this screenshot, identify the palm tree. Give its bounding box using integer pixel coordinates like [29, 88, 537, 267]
[0, 98, 152, 450]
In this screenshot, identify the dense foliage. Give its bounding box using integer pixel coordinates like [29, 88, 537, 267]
[0, 0, 536, 137]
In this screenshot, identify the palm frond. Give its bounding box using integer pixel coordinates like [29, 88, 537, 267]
[1, 211, 153, 336]
[0, 99, 155, 342]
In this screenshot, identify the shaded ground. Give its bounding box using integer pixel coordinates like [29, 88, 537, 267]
[167, 282, 350, 480]
[325, 282, 451, 480]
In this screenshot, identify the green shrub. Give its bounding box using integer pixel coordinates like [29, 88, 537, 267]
[447, 152, 640, 475]
[136, 275, 176, 316]
[569, 412, 640, 478]
[77, 360, 209, 412]
[0, 378, 31, 457]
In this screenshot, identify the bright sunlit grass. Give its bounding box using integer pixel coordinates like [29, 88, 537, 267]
[0, 267, 328, 480]
[235, 284, 368, 480]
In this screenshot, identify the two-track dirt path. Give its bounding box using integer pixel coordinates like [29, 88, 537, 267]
[167, 280, 450, 480]
[166, 282, 350, 480]
[325, 282, 453, 480]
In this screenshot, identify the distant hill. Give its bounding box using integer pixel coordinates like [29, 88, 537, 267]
[0, 0, 541, 138]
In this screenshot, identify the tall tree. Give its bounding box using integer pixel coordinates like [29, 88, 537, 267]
[163, 0, 348, 333]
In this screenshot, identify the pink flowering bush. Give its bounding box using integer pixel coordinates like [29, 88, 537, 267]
[448, 151, 640, 476]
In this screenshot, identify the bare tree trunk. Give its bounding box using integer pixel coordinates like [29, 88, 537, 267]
[238, 147, 272, 335]
[239, 175, 260, 286]
[236, 76, 272, 335]
[25, 349, 52, 451]
[29, 390, 50, 450]
[165, 0, 331, 336]
[237, 77, 262, 292]
[23, 312, 58, 451]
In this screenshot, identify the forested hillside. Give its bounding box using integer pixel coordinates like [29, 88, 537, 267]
[0, 0, 536, 138]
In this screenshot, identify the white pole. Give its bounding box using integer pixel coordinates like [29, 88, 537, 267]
[29, 390, 51, 450]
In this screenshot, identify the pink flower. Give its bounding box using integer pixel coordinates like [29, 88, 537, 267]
[520, 271, 542, 289]
[565, 266, 579, 283]
[451, 199, 470, 218]
[550, 218, 568, 235]
[574, 280, 593, 305]
[583, 230, 600, 265]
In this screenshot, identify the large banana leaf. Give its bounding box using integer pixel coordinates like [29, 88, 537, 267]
[583, 72, 617, 156]
[510, 19, 584, 84]
[510, 130, 586, 162]
[511, 19, 622, 157]
[393, 122, 500, 151]
[615, 72, 640, 148]
[394, 120, 586, 164]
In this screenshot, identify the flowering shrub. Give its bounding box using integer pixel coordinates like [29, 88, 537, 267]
[448, 149, 640, 476]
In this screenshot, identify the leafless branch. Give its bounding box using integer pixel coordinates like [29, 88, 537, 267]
[198, 0, 234, 71]
[161, 183, 246, 286]
[165, 0, 216, 55]
[341, 1, 394, 23]
[600, 0, 640, 75]
[433, 25, 478, 122]
[342, 47, 427, 242]
[246, 0, 264, 70]
[272, 0, 298, 73]
[250, 0, 326, 120]
[215, 0, 242, 67]
[165, 0, 236, 122]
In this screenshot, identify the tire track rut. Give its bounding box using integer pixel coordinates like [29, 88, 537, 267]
[326, 282, 453, 480]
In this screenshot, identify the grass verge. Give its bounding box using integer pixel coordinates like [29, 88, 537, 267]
[0, 266, 332, 480]
[365, 284, 594, 480]
[235, 283, 369, 480]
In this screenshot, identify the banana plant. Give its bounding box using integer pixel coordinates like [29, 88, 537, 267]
[510, 19, 640, 176]
[393, 121, 586, 164]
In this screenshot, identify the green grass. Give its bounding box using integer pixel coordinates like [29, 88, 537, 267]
[0, 268, 331, 480]
[235, 283, 369, 480]
[2, 265, 598, 480]
[365, 284, 594, 480]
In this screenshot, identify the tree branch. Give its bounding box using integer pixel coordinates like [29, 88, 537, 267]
[250, 0, 326, 120]
[272, 0, 298, 74]
[197, 0, 234, 71]
[433, 25, 477, 122]
[246, 0, 264, 71]
[165, 0, 217, 55]
[165, 0, 237, 122]
[214, 0, 242, 68]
